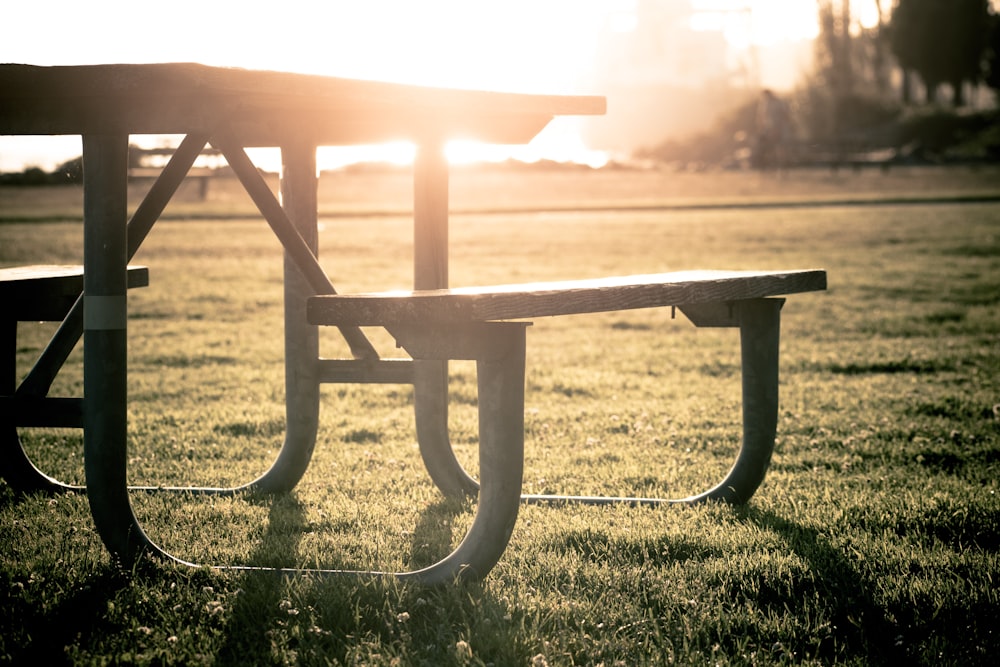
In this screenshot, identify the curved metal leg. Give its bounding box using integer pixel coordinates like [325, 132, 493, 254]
[400, 329, 525, 583]
[91, 318, 527, 583]
[410, 141, 481, 499]
[414, 360, 480, 498]
[676, 297, 782, 503]
[132, 140, 322, 496]
[3, 306, 85, 494]
[2, 342, 316, 504]
[4, 317, 80, 493]
[224, 140, 320, 494]
[2, 429, 81, 494]
[409, 298, 784, 509]
[4, 136, 210, 496]
[82, 132, 158, 565]
[521, 297, 784, 507]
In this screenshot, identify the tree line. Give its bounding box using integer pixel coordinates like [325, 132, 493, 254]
[638, 1, 1000, 168]
[817, 0, 1000, 107]
[0, 156, 83, 185]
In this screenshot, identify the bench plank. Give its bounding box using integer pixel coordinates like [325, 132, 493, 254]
[1, 264, 149, 321]
[308, 269, 827, 326]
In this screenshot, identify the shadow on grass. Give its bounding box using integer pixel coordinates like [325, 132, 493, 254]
[408, 496, 474, 570]
[742, 506, 997, 666]
[739, 506, 900, 665]
[0, 480, 15, 511]
[1, 567, 128, 664]
[212, 494, 519, 665]
[240, 492, 309, 569]
[212, 492, 306, 663]
[540, 503, 982, 664]
[555, 524, 725, 565]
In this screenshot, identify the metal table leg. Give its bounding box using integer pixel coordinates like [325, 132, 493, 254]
[233, 141, 321, 493]
[4, 135, 208, 495]
[519, 297, 785, 507]
[81, 133, 158, 565]
[678, 297, 783, 503]
[412, 142, 479, 498]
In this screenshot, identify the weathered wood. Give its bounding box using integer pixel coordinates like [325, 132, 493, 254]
[0, 64, 605, 145]
[307, 269, 828, 326]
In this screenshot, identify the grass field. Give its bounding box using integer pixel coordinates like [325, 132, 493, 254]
[2, 165, 999, 665]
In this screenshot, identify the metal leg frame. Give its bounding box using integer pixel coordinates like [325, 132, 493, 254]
[82, 133, 156, 564]
[394, 323, 527, 583]
[67, 132, 784, 581]
[515, 297, 785, 506]
[413, 298, 786, 508]
[73, 135, 526, 582]
[411, 143, 480, 498]
[236, 140, 321, 493]
[160, 138, 333, 495]
[234, 321, 527, 584]
[682, 297, 784, 504]
[4, 136, 357, 497]
[403, 141, 786, 510]
[3, 134, 209, 495]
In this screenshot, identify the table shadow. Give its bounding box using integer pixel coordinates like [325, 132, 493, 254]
[738, 505, 900, 665]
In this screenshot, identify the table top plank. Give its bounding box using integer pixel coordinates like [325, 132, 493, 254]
[0, 63, 605, 146]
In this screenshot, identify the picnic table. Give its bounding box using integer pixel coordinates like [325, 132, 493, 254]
[1, 63, 825, 583]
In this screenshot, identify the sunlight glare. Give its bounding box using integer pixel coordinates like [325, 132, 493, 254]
[855, 2, 883, 30]
[446, 120, 609, 169]
[1, 0, 613, 171]
[691, 0, 820, 47]
[3, 1, 851, 171]
[315, 143, 417, 171]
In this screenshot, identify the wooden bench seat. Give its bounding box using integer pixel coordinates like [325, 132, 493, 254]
[306, 269, 827, 326]
[2, 264, 149, 321]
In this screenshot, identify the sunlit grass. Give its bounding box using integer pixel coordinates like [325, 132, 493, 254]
[2, 167, 999, 665]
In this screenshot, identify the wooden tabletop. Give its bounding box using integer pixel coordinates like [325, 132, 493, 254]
[0, 63, 605, 146]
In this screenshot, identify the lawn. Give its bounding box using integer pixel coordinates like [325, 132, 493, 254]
[2, 165, 999, 665]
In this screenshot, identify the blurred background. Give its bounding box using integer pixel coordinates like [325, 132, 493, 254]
[2, 0, 999, 179]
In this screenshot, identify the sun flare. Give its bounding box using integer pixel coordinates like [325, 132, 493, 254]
[3, 1, 831, 172]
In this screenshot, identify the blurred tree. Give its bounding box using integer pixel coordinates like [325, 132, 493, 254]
[814, 0, 854, 141]
[812, 1, 902, 141]
[55, 156, 83, 184]
[986, 9, 1000, 91]
[19, 167, 49, 186]
[870, 0, 892, 92]
[887, 0, 991, 106]
[816, 0, 854, 98]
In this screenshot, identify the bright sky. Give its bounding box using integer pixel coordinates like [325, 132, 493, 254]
[691, 0, 880, 47]
[1, 0, 855, 171]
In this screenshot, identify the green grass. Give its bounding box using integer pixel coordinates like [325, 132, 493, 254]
[2, 167, 999, 665]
